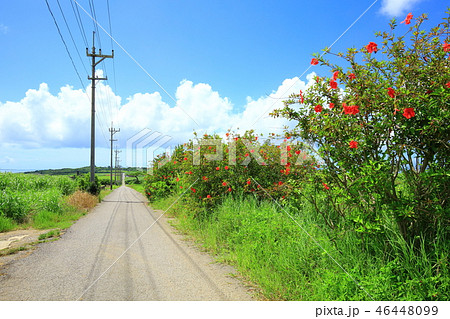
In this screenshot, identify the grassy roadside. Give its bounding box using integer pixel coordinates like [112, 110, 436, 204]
[145, 193, 449, 301]
[127, 183, 145, 194]
[1, 183, 114, 234]
[0, 186, 116, 258]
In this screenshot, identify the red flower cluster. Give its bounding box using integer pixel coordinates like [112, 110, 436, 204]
[403, 108, 415, 119]
[299, 90, 304, 103]
[443, 41, 450, 52]
[349, 140, 358, 149]
[387, 87, 396, 98]
[343, 103, 360, 115]
[366, 42, 378, 53]
[329, 103, 335, 109]
[332, 71, 339, 81]
[322, 182, 330, 190]
[330, 79, 338, 89]
[314, 104, 323, 113]
[348, 73, 356, 80]
[401, 13, 413, 25]
[311, 58, 319, 65]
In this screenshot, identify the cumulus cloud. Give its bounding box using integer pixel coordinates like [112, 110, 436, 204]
[379, 0, 423, 17]
[0, 83, 91, 148]
[0, 75, 316, 153]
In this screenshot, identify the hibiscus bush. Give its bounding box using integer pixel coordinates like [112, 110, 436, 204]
[271, 11, 450, 243]
[144, 130, 316, 215]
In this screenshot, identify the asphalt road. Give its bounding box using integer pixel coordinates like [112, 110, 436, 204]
[0, 186, 253, 301]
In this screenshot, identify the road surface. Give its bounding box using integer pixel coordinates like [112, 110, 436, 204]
[0, 186, 253, 300]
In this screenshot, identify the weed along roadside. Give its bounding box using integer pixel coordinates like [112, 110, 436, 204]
[0, 172, 110, 258]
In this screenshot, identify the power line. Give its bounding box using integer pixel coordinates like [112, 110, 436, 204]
[56, 0, 88, 76]
[46, 0, 110, 151]
[72, 0, 200, 127]
[70, 0, 88, 47]
[106, 0, 119, 127]
[45, 0, 85, 90]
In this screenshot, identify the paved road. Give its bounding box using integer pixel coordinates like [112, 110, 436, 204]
[0, 186, 253, 301]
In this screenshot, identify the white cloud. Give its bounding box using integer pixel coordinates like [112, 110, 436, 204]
[0, 75, 316, 153]
[379, 0, 423, 17]
[0, 83, 91, 148]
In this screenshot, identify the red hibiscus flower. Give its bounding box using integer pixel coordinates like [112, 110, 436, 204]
[216, 167, 220, 170]
[278, 181, 283, 186]
[222, 182, 227, 186]
[332, 71, 339, 81]
[329, 102, 335, 109]
[311, 58, 319, 65]
[330, 79, 338, 89]
[401, 13, 413, 25]
[349, 140, 358, 149]
[228, 187, 232, 192]
[225, 165, 229, 170]
[348, 73, 356, 80]
[246, 180, 251, 185]
[343, 103, 360, 115]
[403, 108, 415, 119]
[446, 82, 450, 88]
[314, 104, 323, 113]
[366, 42, 378, 53]
[206, 195, 211, 199]
[443, 42, 450, 52]
[387, 87, 396, 98]
[295, 150, 300, 155]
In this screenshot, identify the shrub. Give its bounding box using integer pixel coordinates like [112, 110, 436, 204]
[271, 10, 450, 244]
[77, 174, 101, 196]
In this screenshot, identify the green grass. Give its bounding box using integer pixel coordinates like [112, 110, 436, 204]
[32, 207, 85, 230]
[0, 215, 17, 232]
[151, 194, 449, 301]
[0, 173, 95, 233]
[127, 183, 145, 194]
[0, 245, 30, 257]
[38, 229, 61, 240]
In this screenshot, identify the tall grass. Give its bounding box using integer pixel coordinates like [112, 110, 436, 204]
[159, 194, 449, 300]
[0, 173, 79, 231]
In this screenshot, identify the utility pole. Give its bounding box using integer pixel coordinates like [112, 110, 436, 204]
[109, 123, 120, 190]
[114, 149, 121, 184]
[86, 31, 114, 183]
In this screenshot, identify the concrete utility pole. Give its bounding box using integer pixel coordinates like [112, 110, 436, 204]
[114, 149, 121, 184]
[86, 31, 114, 183]
[109, 124, 120, 190]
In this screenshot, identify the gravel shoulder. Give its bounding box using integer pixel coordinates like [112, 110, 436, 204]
[0, 186, 254, 301]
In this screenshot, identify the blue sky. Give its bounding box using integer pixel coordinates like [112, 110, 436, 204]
[0, 0, 447, 170]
